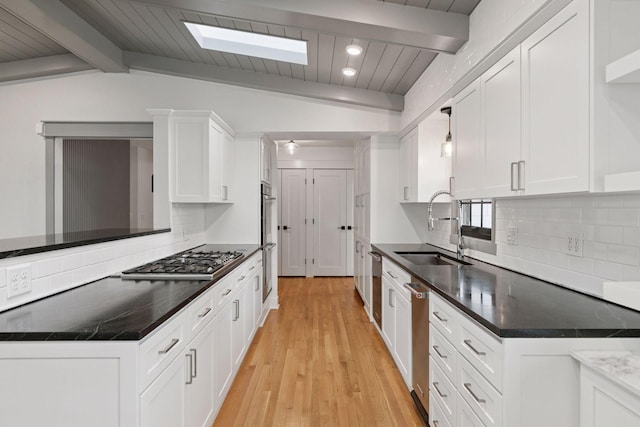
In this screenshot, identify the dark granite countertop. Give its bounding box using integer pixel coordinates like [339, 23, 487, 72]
[0, 228, 171, 259]
[0, 244, 261, 341]
[373, 243, 640, 339]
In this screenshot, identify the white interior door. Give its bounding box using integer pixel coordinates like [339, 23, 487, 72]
[279, 169, 307, 276]
[313, 169, 347, 276]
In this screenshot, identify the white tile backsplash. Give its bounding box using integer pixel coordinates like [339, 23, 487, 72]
[0, 203, 206, 312]
[419, 193, 640, 297]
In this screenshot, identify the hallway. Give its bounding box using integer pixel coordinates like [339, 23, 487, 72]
[214, 277, 426, 426]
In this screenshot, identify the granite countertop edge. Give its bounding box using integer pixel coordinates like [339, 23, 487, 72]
[572, 350, 640, 397]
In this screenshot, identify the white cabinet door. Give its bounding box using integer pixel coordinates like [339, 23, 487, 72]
[185, 324, 216, 427]
[453, 79, 483, 199]
[381, 275, 395, 350]
[140, 354, 186, 427]
[313, 169, 348, 276]
[253, 268, 263, 329]
[521, 0, 589, 195]
[213, 299, 234, 405]
[399, 129, 417, 202]
[260, 137, 271, 184]
[231, 286, 247, 369]
[279, 169, 307, 276]
[394, 293, 412, 387]
[481, 46, 522, 198]
[220, 131, 234, 202]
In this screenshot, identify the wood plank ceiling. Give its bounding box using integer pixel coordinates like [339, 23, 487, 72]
[0, 0, 479, 111]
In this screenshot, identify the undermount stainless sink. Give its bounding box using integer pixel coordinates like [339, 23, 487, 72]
[394, 251, 470, 266]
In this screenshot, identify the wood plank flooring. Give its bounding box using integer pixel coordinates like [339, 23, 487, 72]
[213, 277, 427, 427]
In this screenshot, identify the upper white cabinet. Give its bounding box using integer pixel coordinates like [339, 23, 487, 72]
[521, 0, 589, 195]
[452, 79, 482, 200]
[169, 111, 235, 203]
[453, 0, 640, 198]
[260, 137, 273, 185]
[399, 120, 452, 203]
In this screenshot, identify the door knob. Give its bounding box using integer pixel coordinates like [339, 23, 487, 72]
[338, 226, 346, 230]
[347, 226, 352, 230]
[283, 225, 290, 230]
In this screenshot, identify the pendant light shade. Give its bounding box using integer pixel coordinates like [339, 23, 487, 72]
[286, 139, 299, 154]
[440, 106, 453, 157]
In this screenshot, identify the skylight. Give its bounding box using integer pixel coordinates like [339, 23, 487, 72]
[185, 22, 308, 65]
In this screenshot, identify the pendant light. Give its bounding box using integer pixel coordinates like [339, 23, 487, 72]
[285, 139, 299, 154]
[440, 106, 453, 157]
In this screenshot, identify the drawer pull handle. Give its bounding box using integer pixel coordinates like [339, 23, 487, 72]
[433, 312, 448, 322]
[388, 288, 394, 308]
[190, 349, 197, 379]
[233, 300, 240, 321]
[249, 266, 256, 270]
[158, 338, 179, 355]
[238, 275, 246, 282]
[433, 382, 447, 398]
[185, 353, 193, 384]
[222, 289, 232, 296]
[464, 382, 486, 403]
[464, 339, 486, 356]
[433, 421, 440, 427]
[386, 270, 398, 279]
[432, 345, 447, 359]
[197, 307, 212, 318]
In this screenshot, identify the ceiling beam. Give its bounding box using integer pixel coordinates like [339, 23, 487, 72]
[124, 51, 404, 111]
[0, 0, 127, 72]
[0, 54, 93, 82]
[135, 0, 469, 54]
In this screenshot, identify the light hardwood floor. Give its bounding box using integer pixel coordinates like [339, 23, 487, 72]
[213, 277, 427, 427]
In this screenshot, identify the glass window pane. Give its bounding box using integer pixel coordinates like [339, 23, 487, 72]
[482, 203, 492, 229]
[471, 203, 482, 227]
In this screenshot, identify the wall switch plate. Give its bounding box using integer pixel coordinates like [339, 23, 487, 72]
[566, 232, 583, 257]
[507, 226, 518, 245]
[6, 264, 32, 299]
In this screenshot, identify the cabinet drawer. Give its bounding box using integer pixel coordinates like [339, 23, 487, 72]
[139, 312, 186, 391]
[430, 356, 457, 423]
[430, 325, 458, 384]
[458, 395, 486, 427]
[430, 294, 460, 346]
[186, 288, 216, 341]
[458, 356, 503, 427]
[382, 258, 411, 300]
[430, 395, 454, 427]
[457, 315, 503, 392]
[215, 277, 235, 309]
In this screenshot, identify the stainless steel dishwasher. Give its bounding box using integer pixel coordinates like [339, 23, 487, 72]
[368, 251, 382, 329]
[404, 278, 430, 424]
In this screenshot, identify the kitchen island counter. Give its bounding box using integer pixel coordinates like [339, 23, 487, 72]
[373, 243, 640, 338]
[0, 244, 261, 341]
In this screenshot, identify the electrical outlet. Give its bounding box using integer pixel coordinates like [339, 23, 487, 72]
[507, 226, 518, 245]
[6, 264, 32, 299]
[566, 232, 583, 257]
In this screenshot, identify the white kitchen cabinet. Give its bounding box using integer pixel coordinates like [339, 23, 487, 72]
[480, 46, 522, 198]
[521, 0, 589, 195]
[399, 119, 452, 203]
[140, 351, 186, 427]
[452, 79, 482, 200]
[169, 111, 235, 203]
[184, 324, 216, 427]
[213, 293, 234, 406]
[393, 286, 411, 382]
[261, 137, 273, 184]
[381, 275, 395, 350]
[579, 361, 640, 427]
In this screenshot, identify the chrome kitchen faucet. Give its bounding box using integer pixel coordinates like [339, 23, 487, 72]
[427, 190, 464, 260]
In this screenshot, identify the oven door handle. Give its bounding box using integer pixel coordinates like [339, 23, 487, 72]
[265, 243, 276, 251]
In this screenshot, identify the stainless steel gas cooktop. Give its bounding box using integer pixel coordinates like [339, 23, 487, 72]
[121, 249, 244, 280]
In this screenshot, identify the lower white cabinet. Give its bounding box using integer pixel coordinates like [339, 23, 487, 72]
[213, 292, 234, 406]
[140, 351, 187, 427]
[380, 258, 412, 388]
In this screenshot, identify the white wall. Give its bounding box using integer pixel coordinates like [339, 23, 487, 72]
[0, 70, 400, 239]
[278, 145, 354, 169]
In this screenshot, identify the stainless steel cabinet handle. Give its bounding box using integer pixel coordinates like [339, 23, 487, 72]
[386, 270, 398, 279]
[190, 349, 197, 379]
[249, 265, 256, 271]
[518, 160, 525, 190]
[433, 312, 448, 322]
[197, 307, 212, 318]
[238, 275, 246, 282]
[368, 251, 381, 262]
[464, 339, 486, 356]
[233, 300, 240, 321]
[185, 353, 193, 384]
[433, 421, 440, 427]
[464, 383, 486, 403]
[432, 345, 448, 359]
[389, 288, 394, 308]
[403, 186, 409, 201]
[449, 176, 455, 196]
[355, 241, 360, 253]
[433, 382, 447, 398]
[222, 289, 232, 296]
[511, 162, 518, 191]
[255, 278, 260, 291]
[158, 338, 179, 355]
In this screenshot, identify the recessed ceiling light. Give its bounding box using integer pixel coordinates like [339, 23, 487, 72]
[184, 22, 308, 65]
[342, 67, 357, 77]
[346, 44, 363, 56]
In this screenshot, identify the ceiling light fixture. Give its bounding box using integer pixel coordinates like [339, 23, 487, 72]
[184, 22, 308, 65]
[342, 67, 357, 77]
[345, 44, 363, 56]
[440, 107, 453, 158]
[285, 139, 299, 154]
